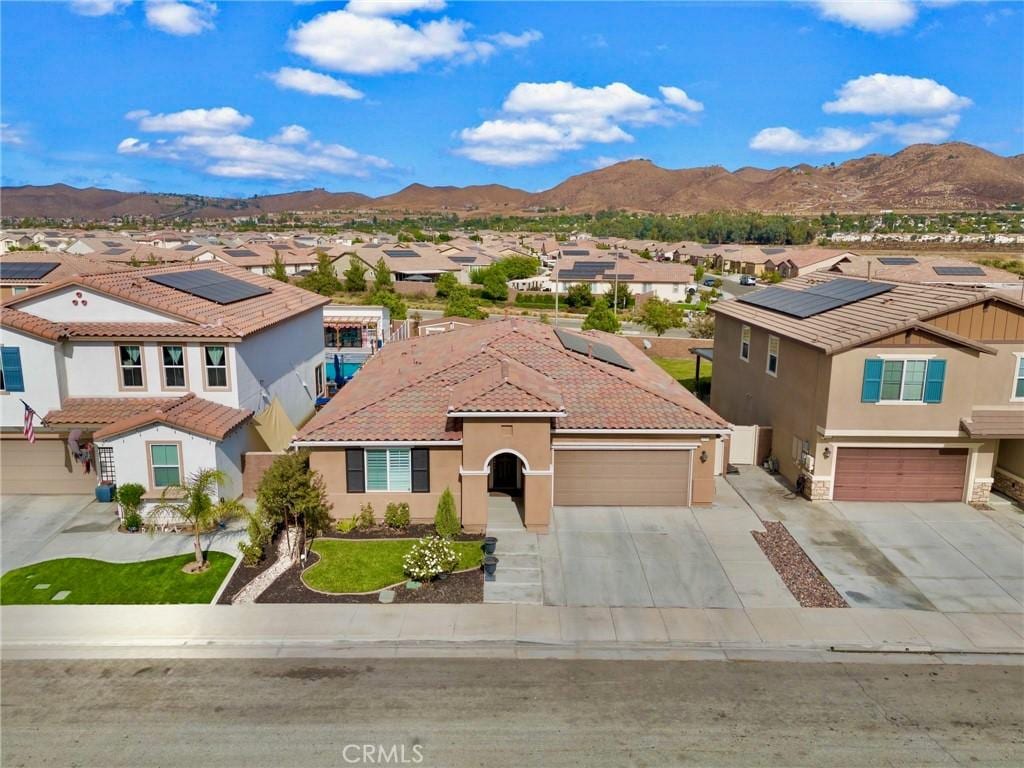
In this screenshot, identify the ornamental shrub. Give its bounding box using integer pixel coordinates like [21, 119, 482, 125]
[403, 535, 459, 581]
[336, 517, 357, 534]
[117, 482, 145, 518]
[123, 511, 143, 532]
[384, 501, 411, 530]
[434, 487, 460, 538]
[357, 502, 375, 529]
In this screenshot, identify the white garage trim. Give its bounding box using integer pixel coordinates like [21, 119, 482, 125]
[553, 442, 699, 450]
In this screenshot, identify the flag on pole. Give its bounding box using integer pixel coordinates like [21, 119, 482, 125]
[22, 402, 36, 443]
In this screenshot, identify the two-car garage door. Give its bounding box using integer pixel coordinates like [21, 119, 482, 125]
[833, 447, 968, 502]
[0, 439, 97, 495]
[553, 450, 691, 506]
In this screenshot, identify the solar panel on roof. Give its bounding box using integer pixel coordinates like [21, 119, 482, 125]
[554, 328, 634, 371]
[933, 266, 986, 276]
[761, 248, 786, 255]
[104, 248, 129, 255]
[737, 278, 895, 319]
[562, 249, 589, 256]
[224, 249, 257, 257]
[0, 262, 59, 280]
[448, 256, 477, 263]
[146, 269, 271, 304]
[878, 256, 918, 266]
[384, 249, 418, 257]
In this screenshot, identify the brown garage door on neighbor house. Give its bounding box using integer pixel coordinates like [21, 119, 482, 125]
[833, 447, 968, 502]
[554, 450, 691, 506]
[0, 438, 97, 495]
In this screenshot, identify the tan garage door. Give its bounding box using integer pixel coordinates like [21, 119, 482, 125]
[554, 450, 691, 506]
[1, 438, 97, 495]
[833, 447, 968, 502]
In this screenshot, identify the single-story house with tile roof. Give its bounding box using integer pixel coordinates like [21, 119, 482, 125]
[763, 248, 856, 279]
[293, 318, 731, 533]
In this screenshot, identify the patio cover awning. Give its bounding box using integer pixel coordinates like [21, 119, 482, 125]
[960, 409, 1024, 439]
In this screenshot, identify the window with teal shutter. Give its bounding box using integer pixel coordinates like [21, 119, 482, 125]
[923, 359, 946, 403]
[1, 347, 25, 392]
[861, 359, 883, 403]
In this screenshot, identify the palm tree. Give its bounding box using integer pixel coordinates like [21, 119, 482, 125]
[152, 468, 245, 571]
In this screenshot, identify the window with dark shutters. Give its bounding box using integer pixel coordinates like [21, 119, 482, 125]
[411, 448, 429, 493]
[345, 448, 365, 493]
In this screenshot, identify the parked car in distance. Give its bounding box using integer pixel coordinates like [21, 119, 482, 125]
[739, 275, 757, 286]
[702, 277, 717, 287]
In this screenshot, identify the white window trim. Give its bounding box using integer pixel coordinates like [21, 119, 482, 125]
[766, 335, 779, 377]
[740, 325, 750, 362]
[878, 358, 929, 404]
[1012, 353, 1024, 403]
[364, 447, 411, 493]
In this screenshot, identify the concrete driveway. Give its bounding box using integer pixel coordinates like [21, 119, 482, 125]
[1, 495, 245, 574]
[541, 488, 798, 609]
[728, 469, 1024, 614]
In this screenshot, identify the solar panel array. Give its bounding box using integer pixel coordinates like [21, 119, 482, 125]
[554, 328, 634, 371]
[104, 248, 130, 255]
[933, 266, 985, 276]
[878, 257, 918, 266]
[0, 262, 59, 280]
[224, 249, 258, 258]
[561, 249, 590, 256]
[384, 249, 418, 258]
[559, 260, 615, 280]
[737, 278, 895, 319]
[761, 247, 786, 255]
[146, 269, 271, 304]
[447, 256, 477, 264]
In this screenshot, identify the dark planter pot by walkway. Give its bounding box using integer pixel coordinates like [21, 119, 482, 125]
[483, 537, 498, 555]
[483, 556, 499, 581]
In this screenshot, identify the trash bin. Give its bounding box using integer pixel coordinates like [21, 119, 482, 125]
[95, 483, 117, 503]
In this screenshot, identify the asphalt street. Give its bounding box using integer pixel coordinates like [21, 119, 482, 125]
[2, 658, 1021, 767]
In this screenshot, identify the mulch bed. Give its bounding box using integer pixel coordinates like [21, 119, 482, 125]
[216, 529, 285, 605]
[255, 547, 483, 604]
[752, 521, 848, 608]
[324, 524, 483, 543]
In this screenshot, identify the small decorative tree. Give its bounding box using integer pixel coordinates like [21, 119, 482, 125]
[637, 297, 684, 336]
[255, 451, 333, 560]
[434, 487, 460, 538]
[434, 271, 458, 298]
[581, 298, 621, 333]
[342, 258, 368, 292]
[373, 257, 392, 293]
[565, 283, 594, 309]
[116, 482, 145, 523]
[151, 468, 245, 572]
[445, 284, 486, 319]
[686, 311, 716, 340]
[270, 254, 288, 282]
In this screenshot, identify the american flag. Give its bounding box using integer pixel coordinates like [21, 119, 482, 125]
[22, 403, 36, 443]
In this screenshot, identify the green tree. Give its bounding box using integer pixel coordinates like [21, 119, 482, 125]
[151, 468, 245, 570]
[270, 254, 288, 282]
[686, 311, 716, 339]
[480, 269, 509, 301]
[581, 299, 621, 333]
[373, 257, 392, 293]
[637, 297, 684, 336]
[255, 451, 333, 559]
[342, 258, 368, 292]
[369, 288, 407, 321]
[298, 252, 342, 296]
[444, 284, 486, 319]
[694, 265, 705, 282]
[565, 282, 594, 309]
[495, 255, 539, 280]
[604, 283, 634, 310]
[434, 271, 459, 298]
[434, 487, 460, 538]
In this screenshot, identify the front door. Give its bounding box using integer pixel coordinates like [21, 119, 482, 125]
[491, 454, 519, 494]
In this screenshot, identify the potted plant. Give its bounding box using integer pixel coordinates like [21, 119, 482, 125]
[116, 483, 145, 531]
[483, 555, 499, 580]
[483, 536, 498, 555]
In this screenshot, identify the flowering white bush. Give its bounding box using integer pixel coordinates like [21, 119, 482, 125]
[403, 535, 459, 581]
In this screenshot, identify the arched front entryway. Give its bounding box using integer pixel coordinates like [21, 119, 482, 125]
[488, 451, 524, 496]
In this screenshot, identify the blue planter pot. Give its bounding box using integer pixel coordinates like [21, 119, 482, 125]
[95, 483, 116, 503]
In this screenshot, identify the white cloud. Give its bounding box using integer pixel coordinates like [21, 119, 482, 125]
[823, 73, 971, 116]
[287, 8, 539, 75]
[589, 155, 643, 169]
[269, 67, 364, 100]
[270, 125, 312, 145]
[0, 123, 28, 146]
[749, 126, 877, 153]
[345, 0, 447, 16]
[145, 1, 217, 36]
[659, 86, 704, 113]
[127, 107, 252, 134]
[872, 113, 960, 144]
[487, 30, 543, 49]
[118, 110, 390, 180]
[69, 0, 131, 16]
[812, 0, 918, 32]
[457, 81, 699, 167]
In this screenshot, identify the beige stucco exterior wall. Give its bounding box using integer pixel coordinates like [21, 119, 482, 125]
[310, 446, 463, 524]
[460, 418, 552, 472]
[997, 439, 1024, 477]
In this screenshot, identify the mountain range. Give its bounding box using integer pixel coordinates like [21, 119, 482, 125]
[2, 143, 1022, 221]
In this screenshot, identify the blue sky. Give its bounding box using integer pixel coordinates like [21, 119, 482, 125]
[2, 1, 1021, 197]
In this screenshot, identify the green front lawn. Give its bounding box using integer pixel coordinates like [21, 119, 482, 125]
[653, 356, 713, 394]
[303, 539, 484, 594]
[0, 553, 234, 605]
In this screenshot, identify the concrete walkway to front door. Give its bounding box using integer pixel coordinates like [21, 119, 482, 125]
[483, 495, 543, 604]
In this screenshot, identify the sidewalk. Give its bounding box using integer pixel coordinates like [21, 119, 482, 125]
[3, 603, 1022, 663]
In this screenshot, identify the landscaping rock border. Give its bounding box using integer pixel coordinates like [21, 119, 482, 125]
[752, 521, 848, 608]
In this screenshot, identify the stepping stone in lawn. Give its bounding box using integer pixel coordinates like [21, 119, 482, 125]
[378, 590, 396, 604]
[33, 583, 51, 590]
[51, 591, 71, 601]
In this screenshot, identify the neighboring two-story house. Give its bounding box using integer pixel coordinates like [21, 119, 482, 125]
[0, 263, 328, 502]
[710, 274, 1024, 504]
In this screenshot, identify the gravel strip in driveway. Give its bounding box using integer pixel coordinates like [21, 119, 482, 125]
[753, 522, 848, 608]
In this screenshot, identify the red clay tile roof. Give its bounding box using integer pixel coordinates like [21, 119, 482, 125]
[296, 318, 729, 443]
[0, 307, 66, 341]
[2, 262, 328, 339]
[448, 358, 565, 414]
[63, 393, 254, 441]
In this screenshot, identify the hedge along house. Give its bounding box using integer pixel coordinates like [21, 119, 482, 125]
[293, 318, 731, 533]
